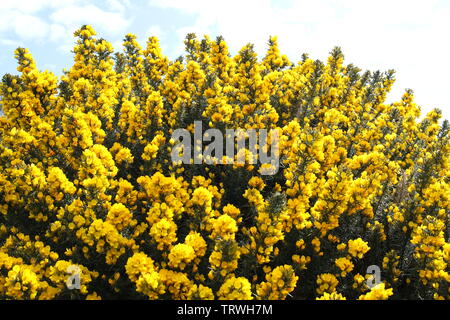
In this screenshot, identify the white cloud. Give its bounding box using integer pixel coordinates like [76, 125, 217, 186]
[147, 25, 165, 40]
[13, 13, 50, 40]
[0, 0, 57, 13]
[0, 0, 132, 52]
[150, 0, 279, 54]
[106, 0, 131, 13]
[0, 38, 22, 47]
[149, 0, 450, 119]
[50, 4, 131, 35]
[49, 23, 67, 42]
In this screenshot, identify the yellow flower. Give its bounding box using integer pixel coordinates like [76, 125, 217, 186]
[211, 214, 238, 241]
[136, 272, 164, 299]
[114, 146, 134, 164]
[256, 265, 298, 299]
[168, 243, 196, 270]
[150, 218, 178, 250]
[335, 257, 354, 276]
[184, 232, 207, 257]
[317, 292, 346, 300]
[106, 203, 135, 231]
[347, 238, 370, 259]
[358, 283, 393, 300]
[125, 252, 156, 282]
[217, 276, 253, 300]
[316, 273, 339, 295]
[187, 284, 214, 300]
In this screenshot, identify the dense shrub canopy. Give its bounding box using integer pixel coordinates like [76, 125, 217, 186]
[0, 25, 448, 300]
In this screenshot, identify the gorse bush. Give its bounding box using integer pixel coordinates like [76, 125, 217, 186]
[0, 25, 449, 300]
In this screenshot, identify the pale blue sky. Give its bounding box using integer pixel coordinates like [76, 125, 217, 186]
[1, 0, 449, 119]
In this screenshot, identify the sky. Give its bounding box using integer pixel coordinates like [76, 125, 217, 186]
[0, 0, 449, 120]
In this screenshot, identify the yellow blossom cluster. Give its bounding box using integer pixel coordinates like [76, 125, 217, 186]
[256, 265, 298, 299]
[0, 25, 448, 300]
[358, 283, 393, 300]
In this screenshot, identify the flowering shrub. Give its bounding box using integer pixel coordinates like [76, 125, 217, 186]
[0, 25, 448, 300]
